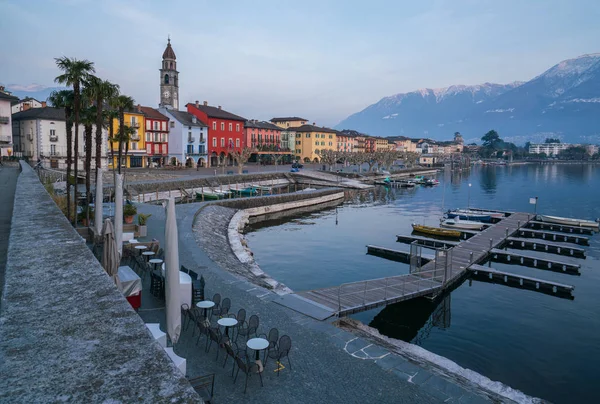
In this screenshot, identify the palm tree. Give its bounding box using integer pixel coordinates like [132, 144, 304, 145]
[122, 125, 137, 175]
[55, 57, 95, 224]
[80, 100, 96, 225]
[86, 77, 119, 171]
[47, 89, 75, 222]
[110, 95, 135, 174]
[106, 108, 119, 180]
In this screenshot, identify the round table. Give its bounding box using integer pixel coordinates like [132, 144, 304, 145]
[149, 258, 163, 271]
[135, 245, 148, 256]
[217, 317, 238, 336]
[196, 300, 215, 318]
[142, 251, 155, 262]
[247, 337, 269, 364]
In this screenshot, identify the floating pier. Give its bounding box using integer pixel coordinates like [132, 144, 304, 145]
[489, 249, 580, 274]
[366, 245, 433, 264]
[468, 264, 575, 299]
[503, 237, 586, 258]
[515, 228, 589, 246]
[525, 221, 595, 235]
[396, 234, 459, 249]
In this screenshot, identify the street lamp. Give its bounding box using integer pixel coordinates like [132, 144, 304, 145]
[467, 183, 472, 208]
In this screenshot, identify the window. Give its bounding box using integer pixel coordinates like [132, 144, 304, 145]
[329, 135, 333, 139]
[296, 149, 301, 153]
[258, 134, 262, 142]
[228, 123, 232, 131]
[321, 141, 325, 146]
[170, 121, 175, 128]
[154, 122, 158, 130]
[236, 123, 240, 132]
[50, 129, 56, 138]
[235, 139, 240, 147]
[212, 137, 217, 147]
[199, 145, 206, 154]
[131, 142, 137, 150]
[146, 133, 151, 141]
[315, 141, 319, 146]
[306, 133, 310, 138]
[187, 145, 193, 154]
[228, 138, 233, 148]
[154, 133, 160, 142]
[221, 122, 225, 131]
[162, 121, 167, 131]
[329, 142, 333, 146]
[221, 137, 225, 147]
[164, 74, 169, 84]
[50, 144, 56, 156]
[213, 122, 217, 130]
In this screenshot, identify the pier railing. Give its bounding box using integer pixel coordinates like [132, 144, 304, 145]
[336, 268, 445, 314]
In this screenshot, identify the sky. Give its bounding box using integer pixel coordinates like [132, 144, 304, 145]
[1, 0, 599, 126]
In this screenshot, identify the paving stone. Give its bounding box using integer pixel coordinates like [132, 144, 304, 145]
[424, 375, 470, 400]
[363, 344, 391, 359]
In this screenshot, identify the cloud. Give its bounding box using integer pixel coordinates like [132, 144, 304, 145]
[6, 83, 52, 92]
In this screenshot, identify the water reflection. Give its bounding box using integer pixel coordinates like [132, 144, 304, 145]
[479, 166, 497, 194]
[369, 294, 452, 345]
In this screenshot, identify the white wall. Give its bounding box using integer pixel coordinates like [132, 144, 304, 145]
[0, 99, 13, 156]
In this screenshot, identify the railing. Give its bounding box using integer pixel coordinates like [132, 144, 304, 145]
[336, 268, 445, 314]
[130, 134, 140, 141]
[128, 122, 140, 128]
[188, 137, 195, 143]
[49, 136, 58, 142]
[0, 116, 9, 124]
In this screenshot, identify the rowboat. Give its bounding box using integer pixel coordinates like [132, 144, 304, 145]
[440, 218, 484, 230]
[251, 185, 273, 194]
[537, 215, 600, 229]
[196, 190, 230, 200]
[446, 210, 492, 222]
[450, 209, 504, 219]
[232, 187, 259, 197]
[412, 224, 461, 238]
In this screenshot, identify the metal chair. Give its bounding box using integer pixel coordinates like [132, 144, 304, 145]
[229, 309, 246, 341]
[211, 293, 221, 317]
[156, 248, 164, 260]
[234, 351, 263, 394]
[195, 318, 210, 345]
[188, 374, 215, 404]
[223, 341, 242, 375]
[236, 314, 259, 342]
[259, 327, 279, 358]
[206, 327, 228, 361]
[212, 297, 230, 318]
[265, 335, 292, 375]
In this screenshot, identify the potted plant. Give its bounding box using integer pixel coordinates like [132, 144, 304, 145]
[136, 213, 151, 237]
[78, 206, 94, 227]
[123, 204, 137, 224]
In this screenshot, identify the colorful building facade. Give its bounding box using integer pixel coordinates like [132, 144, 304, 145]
[270, 117, 308, 129]
[139, 106, 169, 167]
[292, 124, 337, 163]
[109, 109, 146, 168]
[244, 120, 283, 150]
[187, 101, 246, 167]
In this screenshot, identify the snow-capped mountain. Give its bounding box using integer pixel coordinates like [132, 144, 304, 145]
[336, 54, 600, 144]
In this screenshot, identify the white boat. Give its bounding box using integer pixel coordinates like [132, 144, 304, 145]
[453, 209, 504, 219]
[537, 214, 599, 229]
[440, 218, 484, 230]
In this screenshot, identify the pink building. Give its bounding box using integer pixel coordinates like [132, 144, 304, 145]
[244, 120, 283, 150]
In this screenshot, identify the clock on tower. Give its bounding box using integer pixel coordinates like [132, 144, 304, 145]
[159, 37, 179, 110]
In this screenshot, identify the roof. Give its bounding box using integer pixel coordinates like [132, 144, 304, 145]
[12, 107, 65, 121]
[288, 124, 338, 134]
[20, 97, 42, 103]
[270, 116, 308, 122]
[0, 91, 19, 102]
[167, 109, 207, 127]
[139, 106, 169, 121]
[244, 120, 282, 131]
[187, 103, 246, 122]
[162, 39, 176, 60]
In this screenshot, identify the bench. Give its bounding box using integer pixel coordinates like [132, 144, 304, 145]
[145, 323, 166, 348]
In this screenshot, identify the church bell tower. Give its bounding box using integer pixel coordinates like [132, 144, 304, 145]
[159, 37, 179, 110]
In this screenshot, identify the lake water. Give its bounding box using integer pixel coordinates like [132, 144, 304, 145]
[245, 164, 600, 403]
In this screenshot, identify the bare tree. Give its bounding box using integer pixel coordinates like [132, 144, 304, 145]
[319, 150, 339, 171]
[269, 153, 284, 171]
[231, 147, 256, 174]
[365, 152, 379, 172]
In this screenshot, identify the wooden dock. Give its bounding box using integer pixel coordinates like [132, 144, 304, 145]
[396, 234, 459, 249]
[503, 237, 586, 258]
[489, 249, 581, 274]
[515, 228, 589, 246]
[468, 264, 575, 299]
[366, 245, 434, 264]
[525, 220, 595, 235]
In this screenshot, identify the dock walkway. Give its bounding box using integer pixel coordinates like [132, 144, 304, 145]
[288, 212, 533, 317]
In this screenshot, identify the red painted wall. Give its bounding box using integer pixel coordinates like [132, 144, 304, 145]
[187, 104, 245, 157]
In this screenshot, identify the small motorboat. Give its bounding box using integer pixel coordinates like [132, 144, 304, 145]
[399, 180, 416, 188]
[446, 210, 492, 222]
[450, 209, 504, 220]
[412, 224, 461, 238]
[537, 215, 600, 229]
[440, 218, 484, 230]
[423, 178, 439, 186]
[251, 185, 272, 194]
[232, 186, 259, 197]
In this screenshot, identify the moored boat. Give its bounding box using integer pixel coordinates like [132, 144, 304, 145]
[440, 218, 484, 230]
[412, 224, 461, 238]
[196, 189, 230, 200]
[446, 210, 492, 222]
[232, 186, 259, 197]
[451, 208, 504, 219]
[424, 178, 439, 186]
[537, 214, 600, 229]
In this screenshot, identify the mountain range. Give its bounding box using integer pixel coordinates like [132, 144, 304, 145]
[336, 53, 600, 144]
[1, 84, 66, 104]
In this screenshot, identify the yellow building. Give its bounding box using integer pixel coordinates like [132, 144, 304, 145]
[292, 124, 337, 163]
[270, 116, 308, 129]
[395, 139, 418, 153]
[109, 110, 147, 168]
[374, 137, 389, 151]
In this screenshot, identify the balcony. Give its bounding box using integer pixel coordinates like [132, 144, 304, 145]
[128, 122, 140, 128]
[50, 135, 58, 142]
[0, 116, 9, 124]
[0, 135, 12, 143]
[188, 137, 195, 143]
[130, 134, 140, 141]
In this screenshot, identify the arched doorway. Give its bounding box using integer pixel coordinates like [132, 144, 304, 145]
[313, 158, 319, 163]
[219, 152, 226, 166]
[185, 157, 194, 167]
[197, 157, 206, 167]
[210, 152, 218, 167]
[227, 153, 234, 166]
[170, 157, 178, 166]
[303, 157, 310, 163]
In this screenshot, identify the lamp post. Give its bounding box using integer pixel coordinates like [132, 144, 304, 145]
[467, 183, 472, 209]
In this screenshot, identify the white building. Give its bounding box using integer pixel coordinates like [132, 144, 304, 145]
[11, 107, 109, 169]
[11, 97, 46, 114]
[158, 108, 208, 166]
[529, 143, 575, 156]
[0, 87, 19, 157]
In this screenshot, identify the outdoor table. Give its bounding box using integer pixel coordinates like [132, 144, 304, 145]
[117, 266, 142, 310]
[149, 258, 163, 271]
[135, 245, 148, 256]
[217, 317, 238, 337]
[142, 251, 155, 262]
[196, 300, 215, 318]
[247, 337, 269, 372]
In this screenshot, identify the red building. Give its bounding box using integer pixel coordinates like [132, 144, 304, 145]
[187, 101, 246, 167]
[139, 106, 169, 167]
[244, 120, 282, 150]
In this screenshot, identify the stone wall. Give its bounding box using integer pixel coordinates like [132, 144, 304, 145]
[0, 162, 201, 403]
[215, 187, 343, 210]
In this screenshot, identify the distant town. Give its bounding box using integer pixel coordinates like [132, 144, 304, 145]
[1, 39, 598, 173]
